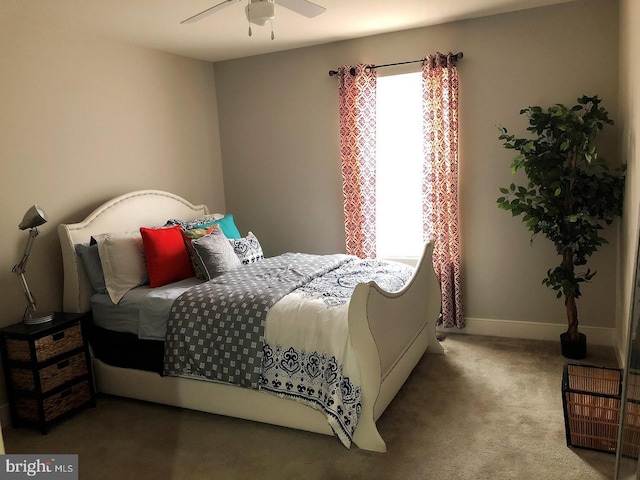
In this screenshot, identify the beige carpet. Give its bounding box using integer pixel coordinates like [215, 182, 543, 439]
[2, 334, 624, 479]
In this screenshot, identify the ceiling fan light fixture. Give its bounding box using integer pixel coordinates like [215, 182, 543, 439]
[245, 0, 275, 26]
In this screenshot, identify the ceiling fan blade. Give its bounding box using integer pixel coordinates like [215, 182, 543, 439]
[181, 0, 241, 24]
[275, 0, 326, 18]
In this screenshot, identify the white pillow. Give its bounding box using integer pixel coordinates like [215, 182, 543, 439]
[94, 231, 148, 304]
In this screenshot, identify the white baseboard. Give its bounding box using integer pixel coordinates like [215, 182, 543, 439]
[438, 317, 615, 347]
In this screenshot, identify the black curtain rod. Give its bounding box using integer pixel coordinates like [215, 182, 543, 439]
[328, 51, 463, 77]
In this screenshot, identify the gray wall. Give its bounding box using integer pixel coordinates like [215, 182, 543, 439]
[214, 0, 620, 332]
[0, 17, 226, 325]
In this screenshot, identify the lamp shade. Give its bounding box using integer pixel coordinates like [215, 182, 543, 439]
[18, 205, 47, 230]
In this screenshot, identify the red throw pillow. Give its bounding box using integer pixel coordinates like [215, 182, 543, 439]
[140, 225, 194, 287]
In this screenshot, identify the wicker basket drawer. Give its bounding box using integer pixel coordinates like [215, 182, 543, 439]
[15, 380, 91, 422]
[5, 323, 83, 363]
[562, 364, 640, 458]
[9, 352, 88, 393]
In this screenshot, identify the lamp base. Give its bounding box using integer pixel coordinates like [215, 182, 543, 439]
[23, 312, 55, 326]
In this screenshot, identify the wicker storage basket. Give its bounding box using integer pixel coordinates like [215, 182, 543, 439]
[563, 364, 640, 457]
[9, 352, 88, 393]
[14, 380, 91, 423]
[4, 324, 83, 363]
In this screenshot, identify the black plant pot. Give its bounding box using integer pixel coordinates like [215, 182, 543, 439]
[560, 332, 587, 360]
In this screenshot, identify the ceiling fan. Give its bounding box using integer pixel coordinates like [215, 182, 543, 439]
[181, 0, 326, 37]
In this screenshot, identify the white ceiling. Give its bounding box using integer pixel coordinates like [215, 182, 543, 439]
[3, 0, 577, 62]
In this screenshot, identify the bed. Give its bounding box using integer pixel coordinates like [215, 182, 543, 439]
[58, 189, 444, 452]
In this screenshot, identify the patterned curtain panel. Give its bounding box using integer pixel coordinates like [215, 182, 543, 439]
[422, 53, 464, 329]
[337, 64, 377, 259]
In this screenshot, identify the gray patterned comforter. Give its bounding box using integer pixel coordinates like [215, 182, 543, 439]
[163, 253, 352, 388]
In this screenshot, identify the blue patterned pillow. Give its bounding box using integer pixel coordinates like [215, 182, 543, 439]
[166, 214, 241, 239]
[229, 232, 264, 264]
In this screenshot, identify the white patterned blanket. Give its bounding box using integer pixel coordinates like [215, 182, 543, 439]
[260, 258, 413, 446]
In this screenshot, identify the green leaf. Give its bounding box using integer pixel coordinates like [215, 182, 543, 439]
[526, 217, 539, 229]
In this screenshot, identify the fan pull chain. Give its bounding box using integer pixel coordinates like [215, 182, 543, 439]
[271, 21, 275, 40]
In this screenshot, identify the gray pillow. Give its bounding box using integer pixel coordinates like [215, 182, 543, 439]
[191, 228, 242, 280]
[75, 243, 107, 294]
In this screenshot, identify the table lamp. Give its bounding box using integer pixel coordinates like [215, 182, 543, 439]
[12, 205, 54, 325]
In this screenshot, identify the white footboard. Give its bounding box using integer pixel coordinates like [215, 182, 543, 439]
[348, 241, 443, 452]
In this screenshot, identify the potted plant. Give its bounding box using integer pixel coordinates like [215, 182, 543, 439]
[497, 95, 625, 359]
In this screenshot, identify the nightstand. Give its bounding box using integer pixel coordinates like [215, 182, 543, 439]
[0, 312, 95, 434]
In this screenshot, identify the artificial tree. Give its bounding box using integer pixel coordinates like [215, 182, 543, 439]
[497, 95, 625, 358]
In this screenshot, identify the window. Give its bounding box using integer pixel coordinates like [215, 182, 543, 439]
[375, 71, 424, 260]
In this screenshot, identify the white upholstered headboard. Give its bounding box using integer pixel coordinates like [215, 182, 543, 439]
[58, 190, 209, 314]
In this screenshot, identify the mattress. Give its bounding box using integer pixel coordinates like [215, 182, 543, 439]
[90, 277, 202, 339]
[89, 277, 203, 373]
